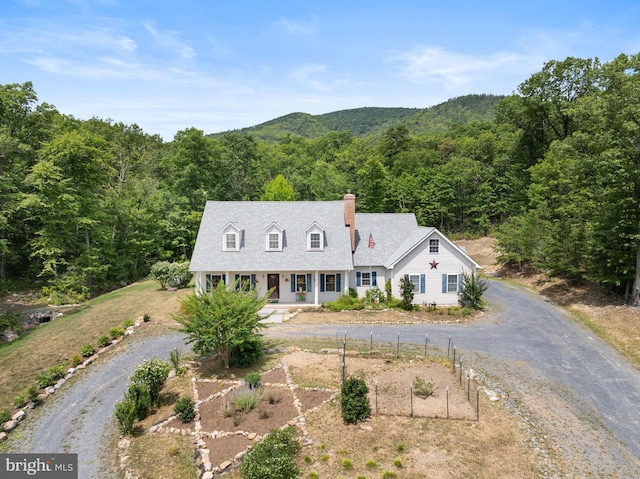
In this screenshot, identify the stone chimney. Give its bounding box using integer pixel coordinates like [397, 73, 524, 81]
[344, 191, 356, 253]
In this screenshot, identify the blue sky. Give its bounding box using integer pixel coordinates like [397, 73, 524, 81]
[2, 1, 640, 140]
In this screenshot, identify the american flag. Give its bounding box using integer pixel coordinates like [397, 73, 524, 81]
[368, 232, 376, 249]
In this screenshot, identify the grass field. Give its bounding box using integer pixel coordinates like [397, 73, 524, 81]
[0, 279, 190, 410]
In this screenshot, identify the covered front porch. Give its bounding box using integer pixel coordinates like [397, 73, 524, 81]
[193, 270, 351, 306]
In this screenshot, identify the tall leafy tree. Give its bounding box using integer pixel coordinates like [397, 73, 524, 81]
[261, 174, 296, 201]
[357, 156, 388, 212]
[174, 281, 269, 368]
[0, 82, 55, 279]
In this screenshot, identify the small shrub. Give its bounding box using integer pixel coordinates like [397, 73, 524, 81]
[176, 365, 188, 377]
[49, 363, 67, 380]
[342, 458, 353, 469]
[395, 442, 404, 452]
[97, 335, 111, 348]
[459, 272, 489, 309]
[232, 388, 262, 414]
[413, 377, 435, 398]
[220, 398, 234, 418]
[123, 318, 135, 328]
[325, 295, 364, 311]
[174, 397, 196, 423]
[268, 394, 281, 404]
[357, 476, 367, 479]
[394, 458, 403, 468]
[245, 372, 261, 389]
[382, 471, 397, 479]
[366, 459, 377, 468]
[12, 394, 27, 408]
[109, 327, 125, 340]
[240, 426, 300, 479]
[230, 335, 264, 368]
[114, 398, 137, 436]
[71, 354, 84, 367]
[364, 287, 384, 304]
[169, 348, 181, 371]
[308, 472, 319, 479]
[168, 445, 180, 456]
[258, 408, 270, 419]
[80, 343, 95, 357]
[126, 383, 151, 420]
[304, 455, 312, 464]
[399, 276, 414, 311]
[26, 385, 39, 403]
[341, 377, 371, 424]
[143, 313, 151, 322]
[0, 408, 10, 424]
[320, 454, 329, 461]
[37, 371, 55, 388]
[130, 358, 171, 407]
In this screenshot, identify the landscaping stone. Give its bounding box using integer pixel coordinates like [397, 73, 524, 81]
[0, 432, 7, 442]
[219, 461, 232, 471]
[12, 410, 26, 422]
[201, 472, 214, 479]
[3, 420, 18, 431]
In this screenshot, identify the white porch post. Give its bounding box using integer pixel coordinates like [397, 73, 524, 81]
[314, 270, 319, 306]
[226, 271, 230, 289]
[344, 270, 350, 295]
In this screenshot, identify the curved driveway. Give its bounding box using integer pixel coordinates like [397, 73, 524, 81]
[7, 279, 640, 478]
[8, 331, 187, 479]
[267, 279, 640, 476]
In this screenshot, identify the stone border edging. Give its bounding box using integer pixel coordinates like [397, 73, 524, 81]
[0, 317, 147, 443]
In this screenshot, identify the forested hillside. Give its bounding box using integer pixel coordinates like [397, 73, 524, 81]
[1, 53, 639, 305]
[211, 94, 502, 141]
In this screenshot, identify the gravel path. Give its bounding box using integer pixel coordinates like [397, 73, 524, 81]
[267, 279, 640, 478]
[7, 331, 187, 479]
[7, 279, 640, 478]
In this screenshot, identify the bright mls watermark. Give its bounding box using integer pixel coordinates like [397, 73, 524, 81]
[1, 454, 77, 478]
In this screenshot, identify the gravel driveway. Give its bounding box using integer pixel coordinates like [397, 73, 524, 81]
[267, 279, 640, 478]
[7, 331, 187, 479]
[7, 279, 640, 478]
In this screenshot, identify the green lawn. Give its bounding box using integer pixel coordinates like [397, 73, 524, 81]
[0, 279, 190, 411]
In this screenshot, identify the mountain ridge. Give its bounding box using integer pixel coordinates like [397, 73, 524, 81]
[209, 94, 504, 141]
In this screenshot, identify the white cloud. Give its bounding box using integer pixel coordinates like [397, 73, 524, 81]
[290, 64, 331, 91]
[274, 16, 317, 36]
[390, 46, 528, 90]
[143, 21, 196, 59]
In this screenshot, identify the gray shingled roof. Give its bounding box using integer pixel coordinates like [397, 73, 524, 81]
[190, 201, 353, 272]
[352, 213, 419, 267]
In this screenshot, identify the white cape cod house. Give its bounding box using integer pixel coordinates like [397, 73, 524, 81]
[189, 193, 480, 306]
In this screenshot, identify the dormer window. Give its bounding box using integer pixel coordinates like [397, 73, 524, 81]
[306, 222, 324, 251]
[222, 222, 241, 252]
[310, 233, 321, 249]
[226, 232, 237, 250]
[265, 222, 284, 252]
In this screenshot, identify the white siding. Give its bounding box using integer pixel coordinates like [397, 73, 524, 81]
[349, 267, 387, 299]
[392, 232, 476, 306]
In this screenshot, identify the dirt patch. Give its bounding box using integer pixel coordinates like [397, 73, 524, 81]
[204, 435, 253, 468]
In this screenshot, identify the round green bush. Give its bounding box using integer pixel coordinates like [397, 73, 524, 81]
[80, 343, 95, 357]
[174, 396, 196, 423]
[340, 377, 371, 424]
[240, 426, 300, 479]
[130, 358, 170, 407]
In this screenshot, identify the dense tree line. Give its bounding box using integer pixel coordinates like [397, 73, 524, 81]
[1, 52, 639, 304]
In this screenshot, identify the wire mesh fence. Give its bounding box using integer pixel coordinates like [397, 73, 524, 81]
[338, 332, 481, 421]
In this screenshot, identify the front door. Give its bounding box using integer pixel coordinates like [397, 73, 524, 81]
[267, 274, 280, 301]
